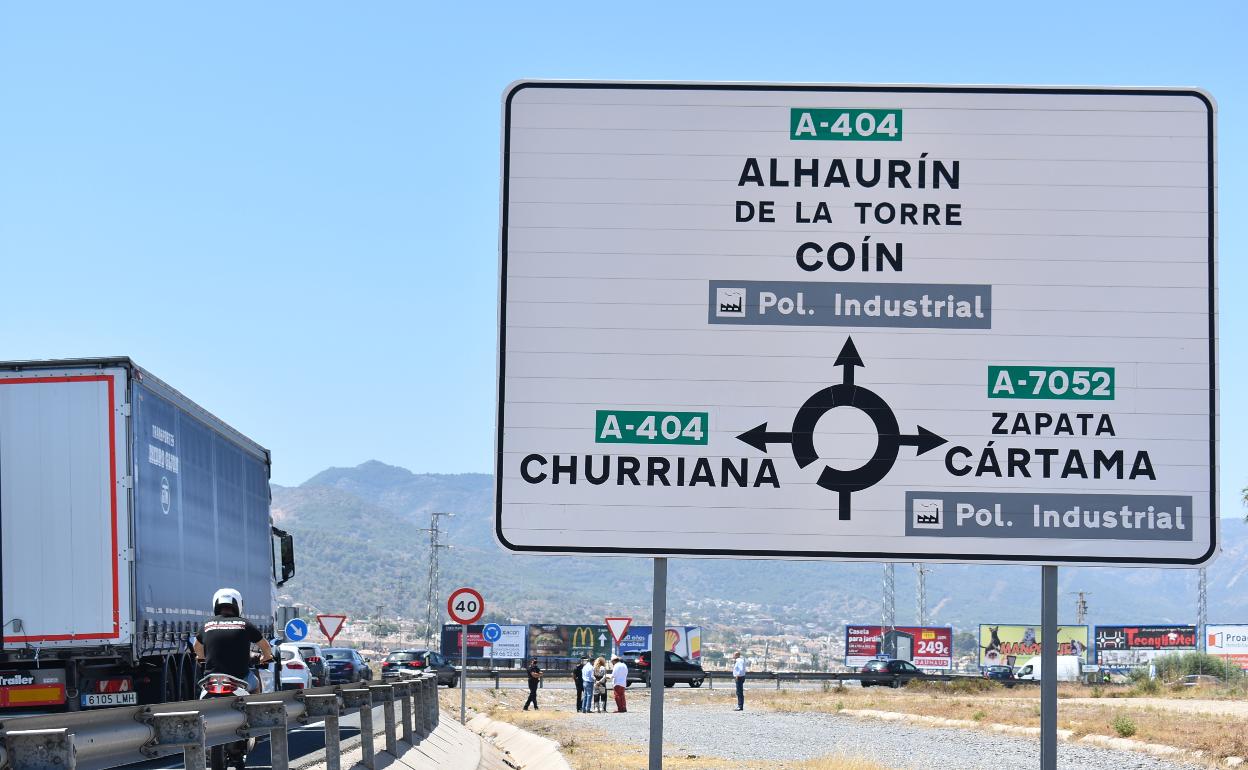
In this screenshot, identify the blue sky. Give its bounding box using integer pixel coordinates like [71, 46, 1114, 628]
[1, 1, 1243, 521]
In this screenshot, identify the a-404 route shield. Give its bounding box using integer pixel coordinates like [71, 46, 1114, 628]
[496, 82, 1217, 566]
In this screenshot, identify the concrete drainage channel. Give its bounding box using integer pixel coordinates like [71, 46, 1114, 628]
[461, 715, 571, 770]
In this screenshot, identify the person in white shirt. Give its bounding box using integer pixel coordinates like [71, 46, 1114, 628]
[611, 656, 629, 712]
[581, 656, 596, 713]
[732, 652, 747, 710]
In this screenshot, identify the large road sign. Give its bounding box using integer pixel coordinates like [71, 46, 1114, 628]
[447, 587, 485, 625]
[496, 82, 1216, 566]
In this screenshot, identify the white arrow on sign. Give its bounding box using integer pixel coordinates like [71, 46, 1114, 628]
[605, 617, 633, 645]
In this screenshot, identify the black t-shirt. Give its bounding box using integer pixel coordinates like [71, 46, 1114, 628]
[196, 615, 263, 679]
[527, 664, 541, 688]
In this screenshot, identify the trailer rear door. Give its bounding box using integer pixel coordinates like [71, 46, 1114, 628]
[1, 367, 130, 648]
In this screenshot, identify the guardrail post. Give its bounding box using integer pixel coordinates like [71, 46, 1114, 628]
[340, 688, 374, 770]
[302, 694, 342, 770]
[2, 728, 76, 770]
[243, 701, 289, 770]
[426, 675, 438, 729]
[392, 681, 414, 744]
[369, 684, 397, 756]
[409, 677, 425, 736]
[142, 711, 206, 770]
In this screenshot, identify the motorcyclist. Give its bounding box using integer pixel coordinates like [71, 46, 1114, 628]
[193, 588, 273, 694]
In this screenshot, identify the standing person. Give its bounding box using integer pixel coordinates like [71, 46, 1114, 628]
[573, 655, 588, 711]
[523, 658, 542, 710]
[581, 655, 596, 713]
[611, 655, 628, 712]
[593, 657, 609, 712]
[732, 652, 746, 711]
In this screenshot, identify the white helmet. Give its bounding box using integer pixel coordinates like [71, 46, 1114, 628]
[212, 588, 243, 616]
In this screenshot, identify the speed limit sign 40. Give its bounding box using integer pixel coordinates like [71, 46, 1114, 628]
[447, 587, 484, 625]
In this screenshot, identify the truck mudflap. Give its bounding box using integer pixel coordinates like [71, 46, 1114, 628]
[0, 668, 67, 708]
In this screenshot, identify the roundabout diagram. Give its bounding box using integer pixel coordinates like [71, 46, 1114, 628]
[736, 337, 947, 520]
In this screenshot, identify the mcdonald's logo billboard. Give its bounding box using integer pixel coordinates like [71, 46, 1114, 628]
[568, 624, 611, 658]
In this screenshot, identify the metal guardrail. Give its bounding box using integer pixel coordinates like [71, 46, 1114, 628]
[0, 672, 440, 770]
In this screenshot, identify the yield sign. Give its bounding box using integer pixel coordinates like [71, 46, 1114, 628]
[605, 617, 633, 645]
[317, 614, 348, 645]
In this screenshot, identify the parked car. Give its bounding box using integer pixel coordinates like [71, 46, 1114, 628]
[859, 659, 925, 688]
[322, 648, 373, 684]
[380, 649, 460, 688]
[625, 651, 705, 688]
[982, 664, 1015, 686]
[275, 647, 313, 690]
[281, 642, 327, 687]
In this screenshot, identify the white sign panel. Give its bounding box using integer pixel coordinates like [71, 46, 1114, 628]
[496, 82, 1216, 565]
[490, 625, 528, 659]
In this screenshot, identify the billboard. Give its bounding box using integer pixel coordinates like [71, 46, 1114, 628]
[1094, 625, 1198, 667]
[845, 625, 953, 669]
[979, 624, 1090, 666]
[440, 624, 527, 660]
[1206, 625, 1248, 670]
[618, 626, 702, 661]
[568, 624, 612, 659]
[521, 624, 618, 659]
[496, 82, 1216, 566]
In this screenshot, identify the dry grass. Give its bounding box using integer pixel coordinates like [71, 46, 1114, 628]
[744, 684, 1248, 761]
[441, 688, 888, 769]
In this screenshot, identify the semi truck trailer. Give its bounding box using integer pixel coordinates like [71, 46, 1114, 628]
[0, 359, 295, 710]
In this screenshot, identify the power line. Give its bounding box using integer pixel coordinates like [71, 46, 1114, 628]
[915, 563, 928, 626]
[419, 512, 455, 646]
[882, 563, 895, 631]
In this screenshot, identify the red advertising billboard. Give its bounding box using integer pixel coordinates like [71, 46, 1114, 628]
[845, 625, 953, 669]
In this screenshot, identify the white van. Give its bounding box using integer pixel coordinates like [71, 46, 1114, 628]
[1013, 655, 1082, 682]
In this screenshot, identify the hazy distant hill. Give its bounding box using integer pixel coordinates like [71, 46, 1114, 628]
[273, 461, 1248, 634]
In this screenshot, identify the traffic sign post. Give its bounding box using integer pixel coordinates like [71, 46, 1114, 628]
[317, 614, 347, 646]
[447, 588, 484, 724]
[482, 623, 502, 672]
[284, 618, 309, 643]
[498, 81, 1218, 770]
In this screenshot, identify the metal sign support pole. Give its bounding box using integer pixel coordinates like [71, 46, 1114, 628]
[460, 621, 468, 724]
[1041, 565, 1058, 770]
[649, 557, 668, 770]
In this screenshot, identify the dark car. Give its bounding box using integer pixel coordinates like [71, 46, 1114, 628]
[380, 649, 459, 688]
[626, 651, 705, 688]
[322, 648, 373, 685]
[982, 664, 1015, 686]
[859, 659, 925, 688]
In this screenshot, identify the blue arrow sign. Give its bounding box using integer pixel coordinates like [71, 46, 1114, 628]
[482, 623, 502, 643]
[285, 618, 309, 642]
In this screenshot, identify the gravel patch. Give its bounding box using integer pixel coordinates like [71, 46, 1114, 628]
[593, 702, 1208, 769]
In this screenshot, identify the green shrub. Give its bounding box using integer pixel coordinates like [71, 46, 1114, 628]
[972, 709, 986, 722]
[1112, 715, 1137, 737]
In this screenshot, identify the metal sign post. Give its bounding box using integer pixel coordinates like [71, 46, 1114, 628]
[648, 558, 668, 770]
[446, 587, 484, 725]
[1041, 566, 1058, 770]
[460, 622, 468, 724]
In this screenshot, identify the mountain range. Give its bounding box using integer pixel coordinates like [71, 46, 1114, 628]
[272, 461, 1248, 635]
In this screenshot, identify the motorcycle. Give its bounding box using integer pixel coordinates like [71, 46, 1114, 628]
[198, 654, 275, 770]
